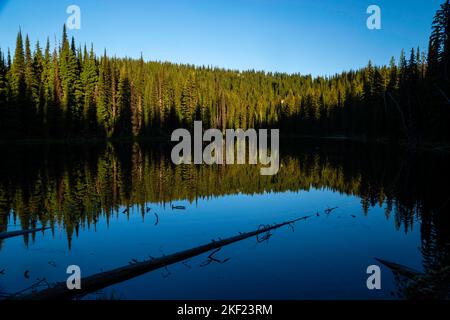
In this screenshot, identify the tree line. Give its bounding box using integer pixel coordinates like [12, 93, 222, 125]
[0, 1, 449, 144]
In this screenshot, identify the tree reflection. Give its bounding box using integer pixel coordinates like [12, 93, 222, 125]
[0, 140, 449, 297]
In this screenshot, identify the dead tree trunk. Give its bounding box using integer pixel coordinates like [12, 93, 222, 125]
[20, 215, 312, 300]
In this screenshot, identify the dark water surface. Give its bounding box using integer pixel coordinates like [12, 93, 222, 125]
[0, 139, 449, 299]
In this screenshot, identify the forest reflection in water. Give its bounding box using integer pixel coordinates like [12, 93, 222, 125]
[0, 139, 449, 299]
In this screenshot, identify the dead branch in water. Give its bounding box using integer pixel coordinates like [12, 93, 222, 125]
[324, 207, 338, 214]
[0, 227, 50, 240]
[19, 215, 312, 300]
[376, 258, 450, 299]
[256, 224, 273, 243]
[375, 258, 422, 279]
[200, 248, 230, 267]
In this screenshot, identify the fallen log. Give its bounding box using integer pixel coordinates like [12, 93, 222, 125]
[375, 258, 422, 279]
[376, 258, 450, 299]
[20, 215, 312, 300]
[0, 227, 50, 240]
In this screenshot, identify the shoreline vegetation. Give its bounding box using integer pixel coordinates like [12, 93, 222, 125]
[1, 134, 449, 154]
[0, 1, 450, 147]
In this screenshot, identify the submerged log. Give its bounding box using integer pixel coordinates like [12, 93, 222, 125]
[376, 258, 450, 299]
[375, 258, 422, 279]
[21, 215, 312, 300]
[0, 227, 50, 240]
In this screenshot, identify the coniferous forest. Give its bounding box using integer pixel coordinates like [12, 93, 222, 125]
[0, 1, 449, 145]
[2, 1, 450, 302]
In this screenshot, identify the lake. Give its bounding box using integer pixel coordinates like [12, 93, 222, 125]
[0, 139, 449, 299]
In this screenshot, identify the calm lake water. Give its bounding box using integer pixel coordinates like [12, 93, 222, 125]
[0, 139, 449, 299]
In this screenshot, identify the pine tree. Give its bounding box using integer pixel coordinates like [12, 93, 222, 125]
[372, 67, 386, 137]
[97, 51, 113, 137]
[0, 48, 8, 136]
[24, 35, 34, 98]
[387, 57, 398, 92]
[59, 25, 80, 132]
[9, 30, 26, 136]
[80, 44, 98, 134]
[180, 72, 197, 125]
[116, 67, 131, 136]
[11, 31, 25, 98]
[7, 48, 11, 70]
[71, 37, 84, 131]
[443, 0, 450, 85]
[32, 41, 44, 135]
[41, 38, 53, 136]
[398, 49, 408, 86]
[51, 47, 63, 136]
[408, 48, 418, 84]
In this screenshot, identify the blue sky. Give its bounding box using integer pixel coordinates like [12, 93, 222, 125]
[0, 0, 440, 76]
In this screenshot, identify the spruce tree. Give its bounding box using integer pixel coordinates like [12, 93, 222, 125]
[32, 41, 44, 135]
[80, 44, 98, 134]
[0, 49, 8, 136]
[9, 30, 26, 136]
[116, 67, 131, 135]
[97, 51, 113, 137]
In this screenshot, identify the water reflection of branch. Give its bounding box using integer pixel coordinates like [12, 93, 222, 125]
[122, 206, 131, 214]
[256, 225, 273, 243]
[8, 278, 52, 299]
[0, 227, 50, 240]
[324, 206, 338, 215]
[288, 222, 295, 232]
[200, 248, 230, 267]
[162, 266, 171, 278]
[154, 212, 159, 226]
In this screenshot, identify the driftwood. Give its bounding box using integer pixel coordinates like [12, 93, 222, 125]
[375, 258, 422, 279]
[20, 215, 312, 300]
[0, 227, 50, 240]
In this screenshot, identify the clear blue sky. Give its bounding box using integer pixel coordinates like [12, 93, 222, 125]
[0, 0, 440, 76]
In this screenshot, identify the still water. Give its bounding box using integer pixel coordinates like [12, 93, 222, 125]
[0, 139, 449, 299]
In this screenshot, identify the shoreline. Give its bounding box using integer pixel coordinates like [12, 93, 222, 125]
[1, 133, 449, 154]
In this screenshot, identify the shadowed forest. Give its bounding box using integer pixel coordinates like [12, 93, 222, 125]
[0, 1, 450, 145]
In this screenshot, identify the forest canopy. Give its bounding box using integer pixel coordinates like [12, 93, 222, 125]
[0, 0, 449, 145]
